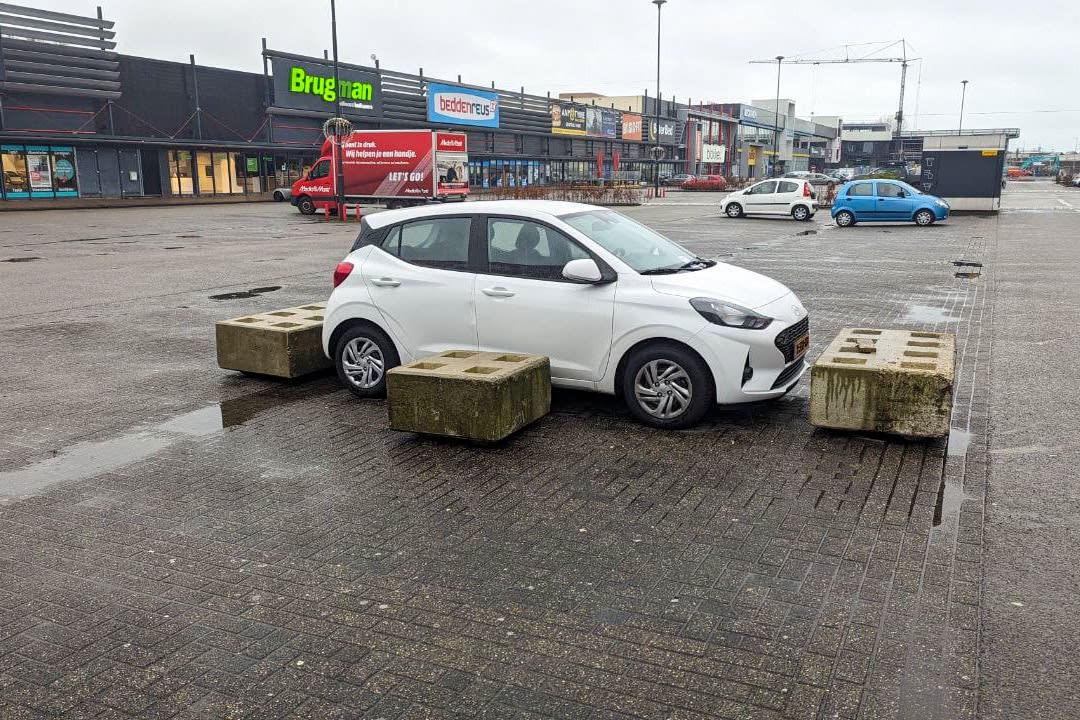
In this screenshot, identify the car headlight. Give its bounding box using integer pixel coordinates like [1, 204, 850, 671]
[690, 298, 773, 330]
[935, 198, 949, 208]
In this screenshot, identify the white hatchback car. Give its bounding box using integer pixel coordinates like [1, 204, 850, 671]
[323, 200, 810, 429]
[721, 178, 818, 221]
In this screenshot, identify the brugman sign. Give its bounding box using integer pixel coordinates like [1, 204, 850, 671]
[427, 82, 500, 128]
[269, 56, 382, 117]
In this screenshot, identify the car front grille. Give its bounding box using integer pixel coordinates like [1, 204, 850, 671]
[771, 359, 806, 389]
[774, 316, 810, 363]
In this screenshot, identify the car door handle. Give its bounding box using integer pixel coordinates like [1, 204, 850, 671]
[878, 198, 886, 201]
[370, 277, 400, 287]
[481, 287, 515, 298]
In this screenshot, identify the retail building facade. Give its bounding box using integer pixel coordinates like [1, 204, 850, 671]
[0, 3, 684, 203]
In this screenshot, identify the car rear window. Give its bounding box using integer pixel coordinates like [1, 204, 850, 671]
[847, 182, 873, 197]
[777, 181, 799, 193]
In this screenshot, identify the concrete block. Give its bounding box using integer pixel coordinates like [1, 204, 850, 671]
[387, 351, 550, 442]
[215, 303, 331, 378]
[810, 328, 955, 438]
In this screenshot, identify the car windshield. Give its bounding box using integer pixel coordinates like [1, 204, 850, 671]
[561, 208, 705, 274]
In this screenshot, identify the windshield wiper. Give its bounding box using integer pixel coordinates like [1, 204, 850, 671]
[640, 258, 716, 275]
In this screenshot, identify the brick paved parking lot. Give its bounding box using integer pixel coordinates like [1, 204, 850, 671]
[1, 183, 1077, 719]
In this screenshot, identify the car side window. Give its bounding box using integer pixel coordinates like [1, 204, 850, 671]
[749, 181, 777, 195]
[385, 218, 471, 270]
[486, 218, 590, 281]
[877, 183, 906, 198]
[847, 182, 873, 197]
[777, 180, 799, 193]
[308, 160, 330, 180]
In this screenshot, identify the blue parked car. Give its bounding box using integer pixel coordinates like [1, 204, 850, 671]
[831, 179, 949, 227]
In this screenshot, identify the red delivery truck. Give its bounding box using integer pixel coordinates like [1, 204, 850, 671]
[290, 129, 469, 215]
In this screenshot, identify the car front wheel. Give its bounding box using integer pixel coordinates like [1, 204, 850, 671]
[622, 344, 713, 429]
[334, 325, 400, 398]
[834, 210, 856, 227]
[914, 209, 935, 226]
[297, 196, 316, 215]
[725, 202, 744, 218]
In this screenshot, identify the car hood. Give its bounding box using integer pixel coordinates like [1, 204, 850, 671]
[649, 262, 794, 311]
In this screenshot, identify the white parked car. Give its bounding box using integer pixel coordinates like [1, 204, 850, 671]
[323, 200, 809, 428]
[721, 178, 818, 221]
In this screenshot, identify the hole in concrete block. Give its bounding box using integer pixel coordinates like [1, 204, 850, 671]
[493, 354, 528, 363]
[412, 362, 446, 370]
[463, 366, 499, 375]
[831, 357, 867, 365]
[845, 337, 877, 344]
[272, 322, 301, 328]
[299, 305, 324, 310]
[907, 340, 940, 348]
[901, 361, 935, 370]
[307, 315, 324, 321]
[442, 351, 476, 359]
[851, 329, 882, 335]
[268, 311, 295, 317]
[904, 350, 939, 358]
[234, 318, 259, 324]
[910, 331, 940, 338]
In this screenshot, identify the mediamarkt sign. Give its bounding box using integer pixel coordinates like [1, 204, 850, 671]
[427, 82, 500, 128]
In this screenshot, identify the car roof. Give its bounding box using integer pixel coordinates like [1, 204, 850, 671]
[362, 200, 603, 229]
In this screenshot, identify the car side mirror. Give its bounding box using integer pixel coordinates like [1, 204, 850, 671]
[562, 258, 603, 283]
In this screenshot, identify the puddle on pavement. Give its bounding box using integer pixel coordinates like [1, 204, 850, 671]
[932, 478, 974, 527]
[947, 429, 973, 457]
[0, 384, 335, 499]
[902, 304, 959, 324]
[3, 256, 41, 263]
[951, 260, 983, 268]
[164, 246, 184, 250]
[954, 271, 981, 279]
[209, 285, 282, 300]
[795, 229, 817, 236]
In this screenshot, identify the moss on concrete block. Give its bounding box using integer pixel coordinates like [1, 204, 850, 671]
[809, 328, 955, 438]
[215, 304, 330, 378]
[387, 351, 551, 442]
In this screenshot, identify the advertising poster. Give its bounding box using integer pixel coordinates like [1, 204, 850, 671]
[336, 131, 434, 198]
[427, 82, 499, 128]
[26, 150, 53, 193]
[701, 144, 725, 163]
[621, 114, 643, 141]
[550, 103, 586, 136]
[585, 108, 618, 138]
[434, 133, 469, 195]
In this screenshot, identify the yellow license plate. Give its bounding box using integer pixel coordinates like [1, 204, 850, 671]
[795, 334, 810, 358]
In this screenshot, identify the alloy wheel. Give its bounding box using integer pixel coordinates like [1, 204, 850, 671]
[633, 359, 693, 419]
[341, 337, 385, 389]
[915, 210, 934, 226]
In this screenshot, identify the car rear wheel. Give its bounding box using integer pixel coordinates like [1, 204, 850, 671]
[725, 202, 744, 218]
[622, 343, 713, 429]
[297, 196, 316, 215]
[914, 209, 935, 226]
[834, 210, 856, 227]
[334, 325, 400, 398]
[791, 205, 811, 221]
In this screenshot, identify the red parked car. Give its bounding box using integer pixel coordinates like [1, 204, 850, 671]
[682, 175, 728, 191]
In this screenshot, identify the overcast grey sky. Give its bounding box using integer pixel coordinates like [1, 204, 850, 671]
[41, 0, 1080, 150]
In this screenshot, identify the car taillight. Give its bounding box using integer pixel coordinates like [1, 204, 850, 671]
[333, 261, 354, 288]
[803, 182, 812, 197]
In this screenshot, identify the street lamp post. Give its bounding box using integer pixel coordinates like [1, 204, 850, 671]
[652, 0, 666, 196]
[330, 0, 345, 217]
[772, 55, 783, 177]
[958, 79, 969, 134]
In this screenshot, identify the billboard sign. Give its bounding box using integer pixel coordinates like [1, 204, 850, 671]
[338, 131, 436, 197]
[621, 113, 643, 141]
[701, 144, 725, 163]
[427, 82, 499, 128]
[649, 118, 678, 143]
[271, 56, 381, 116]
[551, 102, 586, 136]
[586, 107, 618, 138]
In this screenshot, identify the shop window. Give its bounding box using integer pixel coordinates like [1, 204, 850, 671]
[51, 147, 78, 197]
[2, 145, 30, 199]
[169, 151, 194, 195]
[26, 147, 55, 198]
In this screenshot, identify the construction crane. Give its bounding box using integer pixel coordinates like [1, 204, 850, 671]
[751, 40, 920, 136]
